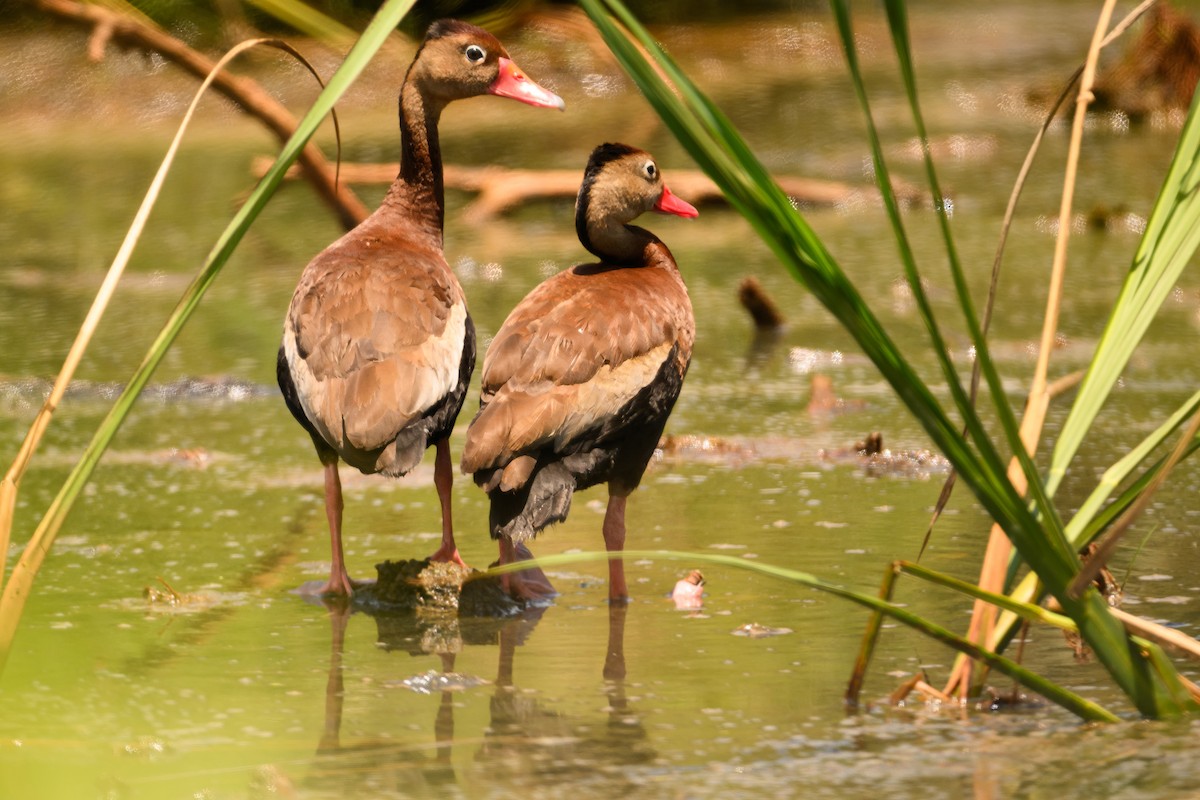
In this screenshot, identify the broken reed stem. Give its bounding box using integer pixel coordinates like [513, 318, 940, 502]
[943, 0, 1129, 700]
[846, 562, 901, 708]
[738, 276, 786, 330]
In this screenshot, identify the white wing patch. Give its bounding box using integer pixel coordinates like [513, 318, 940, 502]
[283, 301, 467, 453]
[552, 342, 672, 449]
[406, 300, 467, 418]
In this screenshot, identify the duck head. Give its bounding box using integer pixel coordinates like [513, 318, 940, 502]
[409, 19, 565, 110]
[575, 142, 698, 262]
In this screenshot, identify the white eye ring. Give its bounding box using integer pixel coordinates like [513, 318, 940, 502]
[465, 45, 486, 64]
[643, 160, 657, 179]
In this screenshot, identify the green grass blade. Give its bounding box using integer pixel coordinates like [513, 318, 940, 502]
[244, 0, 361, 46]
[1047, 84, 1200, 497]
[875, 0, 1069, 551]
[847, 564, 901, 709]
[585, 0, 1015, 529]
[484, 549, 1119, 722]
[1067, 390, 1200, 543]
[581, 0, 1180, 718]
[0, 0, 416, 673]
[897, 561, 1074, 630]
[841, 0, 1071, 557]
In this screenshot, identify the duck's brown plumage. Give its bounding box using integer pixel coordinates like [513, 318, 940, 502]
[281, 208, 471, 477]
[277, 19, 563, 596]
[462, 143, 697, 599]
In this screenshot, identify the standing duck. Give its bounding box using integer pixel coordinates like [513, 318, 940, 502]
[278, 20, 565, 596]
[461, 143, 698, 602]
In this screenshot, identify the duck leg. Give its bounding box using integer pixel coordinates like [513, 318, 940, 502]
[319, 457, 356, 597]
[603, 491, 629, 603]
[428, 438, 468, 566]
[497, 537, 556, 600]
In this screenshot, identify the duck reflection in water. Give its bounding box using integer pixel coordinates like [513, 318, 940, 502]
[472, 603, 654, 787]
[306, 601, 652, 794]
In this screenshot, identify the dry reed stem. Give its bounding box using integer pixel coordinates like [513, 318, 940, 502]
[919, 2, 1156, 565]
[945, 0, 1123, 700]
[0, 39, 297, 611]
[1039, 597, 1200, 663]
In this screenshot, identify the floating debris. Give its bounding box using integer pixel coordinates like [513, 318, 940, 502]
[115, 736, 170, 759]
[657, 433, 756, 465]
[0, 375, 273, 408]
[731, 623, 794, 638]
[393, 669, 490, 694]
[672, 570, 705, 610]
[136, 577, 233, 614]
[806, 374, 866, 416]
[819, 432, 950, 478]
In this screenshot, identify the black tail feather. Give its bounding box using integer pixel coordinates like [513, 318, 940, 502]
[487, 449, 613, 541]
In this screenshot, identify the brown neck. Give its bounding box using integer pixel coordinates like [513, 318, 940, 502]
[380, 79, 447, 237]
[581, 219, 665, 267]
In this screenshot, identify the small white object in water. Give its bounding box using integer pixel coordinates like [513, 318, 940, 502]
[672, 570, 705, 610]
[732, 623, 794, 638]
[395, 670, 489, 695]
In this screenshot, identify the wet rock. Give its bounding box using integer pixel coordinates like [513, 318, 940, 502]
[459, 572, 525, 618]
[353, 558, 471, 612]
[351, 558, 525, 619]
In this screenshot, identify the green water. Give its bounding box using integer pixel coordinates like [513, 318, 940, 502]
[4, 3, 1200, 797]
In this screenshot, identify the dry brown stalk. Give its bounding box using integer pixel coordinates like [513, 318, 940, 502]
[941, 0, 1148, 700]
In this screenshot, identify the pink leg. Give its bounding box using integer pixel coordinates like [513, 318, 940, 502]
[428, 438, 467, 567]
[603, 492, 629, 603]
[319, 459, 356, 597]
[497, 537, 556, 601]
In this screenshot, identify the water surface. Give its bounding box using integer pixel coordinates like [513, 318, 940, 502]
[3, 3, 1200, 797]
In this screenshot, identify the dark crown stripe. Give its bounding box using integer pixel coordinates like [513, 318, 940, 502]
[576, 143, 640, 258]
[425, 19, 488, 40]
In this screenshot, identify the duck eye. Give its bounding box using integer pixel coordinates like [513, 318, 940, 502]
[465, 45, 486, 64]
[644, 161, 657, 179]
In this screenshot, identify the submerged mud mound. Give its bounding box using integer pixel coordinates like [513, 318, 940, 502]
[352, 558, 525, 618]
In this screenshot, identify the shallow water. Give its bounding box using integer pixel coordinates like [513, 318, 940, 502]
[4, 2, 1200, 797]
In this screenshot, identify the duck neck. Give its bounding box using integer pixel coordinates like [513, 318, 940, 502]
[381, 79, 447, 238]
[581, 219, 659, 266]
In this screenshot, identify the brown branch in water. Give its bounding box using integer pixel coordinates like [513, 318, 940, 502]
[737, 276, 785, 330]
[252, 157, 925, 222]
[35, 0, 369, 231]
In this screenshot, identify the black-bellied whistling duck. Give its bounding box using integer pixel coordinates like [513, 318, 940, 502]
[278, 20, 564, 597]
[461, 143, 698, 602]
